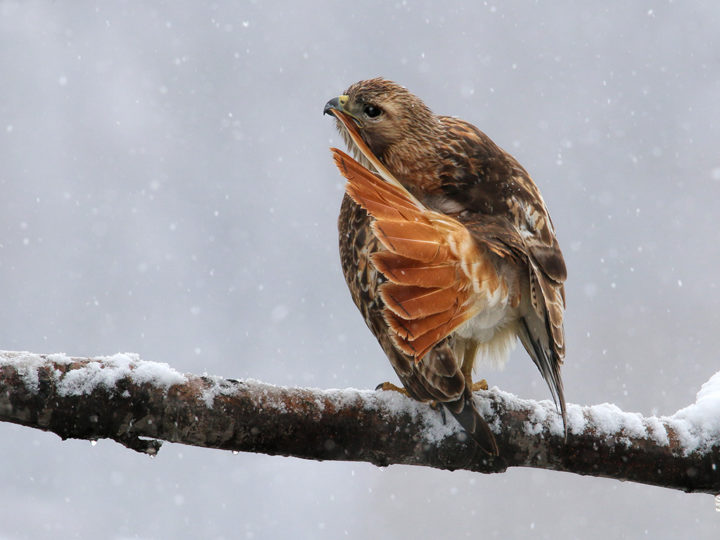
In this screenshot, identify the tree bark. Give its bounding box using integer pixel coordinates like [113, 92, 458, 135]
[0, 351, 718, 495]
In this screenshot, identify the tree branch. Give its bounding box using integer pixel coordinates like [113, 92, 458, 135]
[0, 350, 718, 494]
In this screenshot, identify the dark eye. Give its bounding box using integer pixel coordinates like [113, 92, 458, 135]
[363, 104, 382, 118]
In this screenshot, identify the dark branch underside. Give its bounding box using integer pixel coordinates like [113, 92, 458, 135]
[0, 352, 718, 495]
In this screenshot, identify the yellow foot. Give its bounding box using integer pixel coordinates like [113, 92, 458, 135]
[375, 382, 410, 397]
[471, 379, 489, 392]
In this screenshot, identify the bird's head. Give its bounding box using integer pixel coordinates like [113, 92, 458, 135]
[324, 78, 437, 163]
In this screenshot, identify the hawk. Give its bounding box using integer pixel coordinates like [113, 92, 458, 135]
[324, 78, 567, 455]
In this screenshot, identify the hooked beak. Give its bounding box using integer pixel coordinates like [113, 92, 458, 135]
[323, 94, 362, 127]
[323, 94, 349, 116]
[323, 96, 341, 116]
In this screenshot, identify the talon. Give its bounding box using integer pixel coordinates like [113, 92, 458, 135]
[471, 379, 489, 392]
[375, 381, 410, 396]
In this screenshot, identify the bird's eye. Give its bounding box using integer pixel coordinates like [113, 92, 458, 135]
[363, 104, 382, 118]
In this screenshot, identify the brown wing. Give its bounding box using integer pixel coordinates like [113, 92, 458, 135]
[435, 117, 568, 430]
[332, 147, 508, 361]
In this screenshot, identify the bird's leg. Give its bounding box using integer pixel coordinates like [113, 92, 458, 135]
[460, 341, 478, 383]
[461, 341, 489, 392]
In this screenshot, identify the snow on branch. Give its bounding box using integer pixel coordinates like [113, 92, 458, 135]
[0, 350, 719, 494]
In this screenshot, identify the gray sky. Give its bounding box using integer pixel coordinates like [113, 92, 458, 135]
[1, 1, 719, 538]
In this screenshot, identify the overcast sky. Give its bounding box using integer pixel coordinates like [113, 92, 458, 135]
[1, 1, 719, 538]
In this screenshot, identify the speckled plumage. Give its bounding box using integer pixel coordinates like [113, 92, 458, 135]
[326, 78, 567, 454]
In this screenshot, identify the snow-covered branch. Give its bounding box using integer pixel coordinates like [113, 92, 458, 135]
[0, 350, 718, 494]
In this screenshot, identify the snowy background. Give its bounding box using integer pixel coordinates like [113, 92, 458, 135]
[1, 1, 719, 538]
